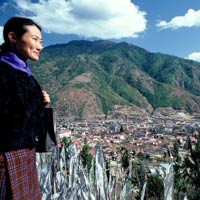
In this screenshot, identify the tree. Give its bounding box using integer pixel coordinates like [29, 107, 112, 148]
[80, 143, 93, 173]
[131, 161, 138, 185]
[62, 137, 72, 160]
[147, 175, 164, 200]
[185, 135, 200, 199]
[62, 137, 71, 148]
[174, 135, 200, 199]
[137, 162, 146, 189]
[172, 140, 180, 162]
[121, 147, 130, 169]
[185, 136, 192, 150]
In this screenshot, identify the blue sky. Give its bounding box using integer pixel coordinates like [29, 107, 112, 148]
[1, 0, 200, 61]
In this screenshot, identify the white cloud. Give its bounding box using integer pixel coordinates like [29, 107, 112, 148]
[13, 0, 147, 39]
[156, 9, 200, 30]
[0, 26, 3, 45]
[186, 52, 200, 62]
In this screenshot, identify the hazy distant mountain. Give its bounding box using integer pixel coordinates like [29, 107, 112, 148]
[30, 40, 200, 119]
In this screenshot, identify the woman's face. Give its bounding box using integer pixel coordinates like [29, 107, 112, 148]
[14, 25, 43, 61]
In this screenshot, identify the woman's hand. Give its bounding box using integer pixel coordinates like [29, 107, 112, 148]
[42, 90, 50, 105]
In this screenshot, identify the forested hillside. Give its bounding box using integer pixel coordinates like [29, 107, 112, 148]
[30, 40, 200, 118]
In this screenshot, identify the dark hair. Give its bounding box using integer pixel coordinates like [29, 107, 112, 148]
[1, 16, 41, 52]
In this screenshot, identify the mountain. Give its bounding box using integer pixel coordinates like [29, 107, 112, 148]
[30, 40, 200, 119]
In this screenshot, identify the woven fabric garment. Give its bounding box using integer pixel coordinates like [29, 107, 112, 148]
[0, 61, 45, 152]
[0, 148, 41, 200]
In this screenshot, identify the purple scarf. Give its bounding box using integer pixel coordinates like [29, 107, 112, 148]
[0, 52, 32, 76]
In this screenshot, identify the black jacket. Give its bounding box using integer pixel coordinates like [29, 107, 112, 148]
[0, 61, 45, 152]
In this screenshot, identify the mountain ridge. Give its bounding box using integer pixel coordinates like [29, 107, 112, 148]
[30, 40, 200, 119]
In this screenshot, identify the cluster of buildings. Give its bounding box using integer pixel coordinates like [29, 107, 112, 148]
[56, 110, 200, 168]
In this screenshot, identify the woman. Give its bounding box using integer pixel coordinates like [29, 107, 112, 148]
[0, 17, 50, 199]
